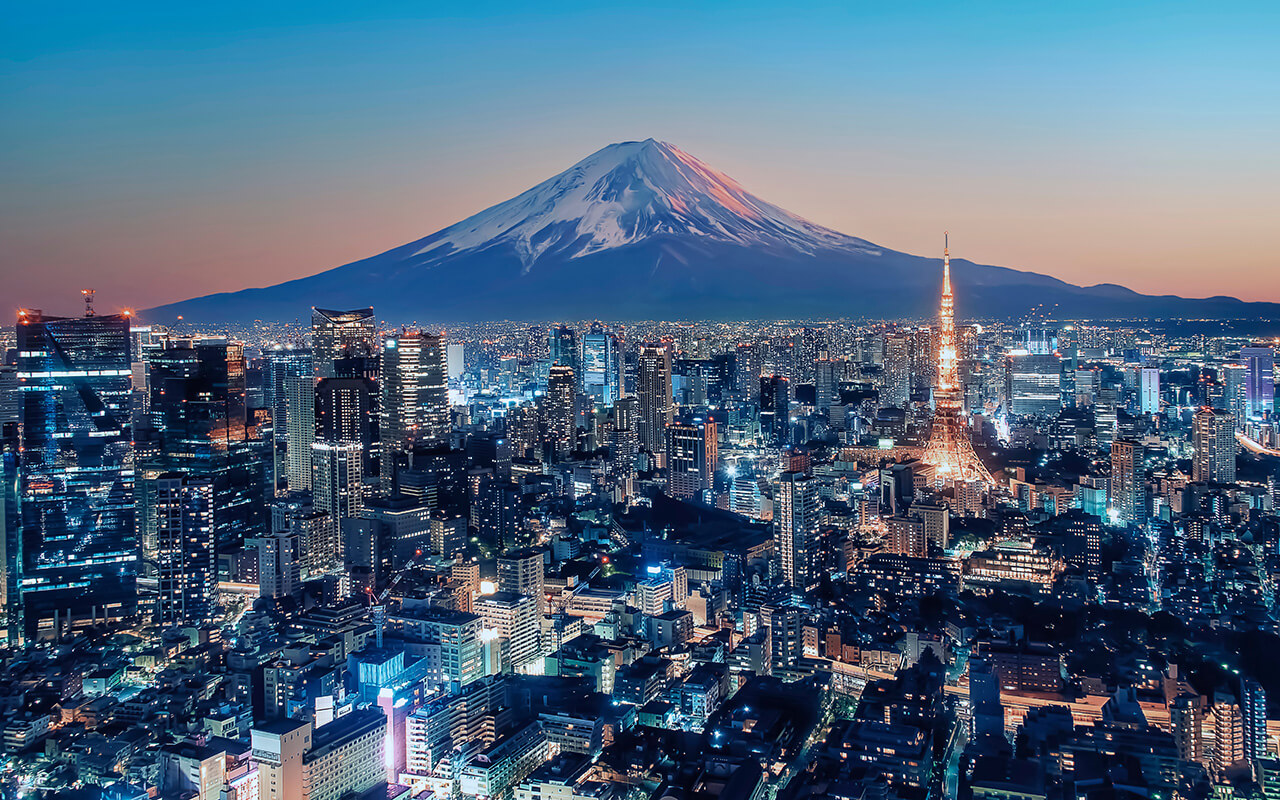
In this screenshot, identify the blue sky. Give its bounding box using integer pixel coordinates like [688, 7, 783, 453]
[3, 0, 1278, 311]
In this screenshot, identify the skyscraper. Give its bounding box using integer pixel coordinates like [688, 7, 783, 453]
[882, 332, 912, 408]
[1110, 439, 1146, 527]
[775, 471, 819, 591]
[311, 307, 375, 378]
[759, 375, 790, 445]
[580, 327, 619, 406]
[153, 473, 215, 626]
[380, 330, 449, 483]
[310, 440, 363, 575]
[545, 365, 576, 461]
[16, 309, 137, 638]
[285, 375, 315, 491]
[922, 235, 995, 485]
[1006, 351, 1062, 417]
[1241, 345, 1275, 420]
[815, 355, 839, 416]
[666, 416, 718, 501]
[1139, 368, 1160, 415]
[548, 326, 577, 376]
[315, 376, 375, 472]
[1192, 406, 1236, 484]
[636, 344, 673, 460]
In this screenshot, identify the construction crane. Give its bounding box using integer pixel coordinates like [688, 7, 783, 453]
[364, 548, 426, 649]
[554, 563, 602, 670]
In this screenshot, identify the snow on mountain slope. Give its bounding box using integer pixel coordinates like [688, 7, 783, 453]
[407, 138, 882, 269]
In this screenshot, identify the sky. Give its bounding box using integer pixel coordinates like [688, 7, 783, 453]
[3, 0, 1279, 315]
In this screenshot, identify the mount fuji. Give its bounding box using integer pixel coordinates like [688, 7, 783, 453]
[147, 139, 1279, 323]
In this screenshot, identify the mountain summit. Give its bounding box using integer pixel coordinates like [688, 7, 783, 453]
[148, 140, 1278, 322]
[413, 138, 878, 267]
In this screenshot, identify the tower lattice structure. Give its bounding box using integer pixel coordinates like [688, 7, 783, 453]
[922, 233, 995, 485]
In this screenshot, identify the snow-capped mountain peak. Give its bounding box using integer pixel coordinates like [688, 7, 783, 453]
[410, 138, 880, 269]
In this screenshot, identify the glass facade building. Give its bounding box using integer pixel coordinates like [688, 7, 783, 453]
[16, 311, 137, 637]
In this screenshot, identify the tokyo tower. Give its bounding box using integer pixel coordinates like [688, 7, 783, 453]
[922, 233, 995, 485]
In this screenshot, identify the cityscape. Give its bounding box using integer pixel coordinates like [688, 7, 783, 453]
[4, 4, 1280, 800]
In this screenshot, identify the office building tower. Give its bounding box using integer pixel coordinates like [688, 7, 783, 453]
[666, 416, 718, 501]
[545, 365, 576, 461]
[1006, 351, 1063, 417]
[153, 474, 215, 626]
[498, 548, 546, 614]
[1140, 368, 1160, 415]
[138, 336, 266, 552]
[476, 591, 541, 672]
[1241, 345, 1275, 419]
[1192, 407, 1236, 484]
[759, 375, 790, 445]
[775, 471, 819, 591]
[923, 236, 995, 485]
[310, 441, 363, 574]
[883, 332, 912, 408]
[285, 376, 316, 491]
[311, 307, 375, 378]
[1222, 363, 1249, 425]
[636, 344, 673, 460]
[735, 341, 763, 398]
[315, 376, 375, 472]
[815, 355, 839, 415]
[548, 326, 578, 375]
[580, 327, 619, 406]
[16, 309, 136, 638]
[253, 527, 303, 602]
[381, 330, 449, 482]
[1110, 439, 1146, 527]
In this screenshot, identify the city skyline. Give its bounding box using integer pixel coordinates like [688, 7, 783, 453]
[5, 1, 1280, 313]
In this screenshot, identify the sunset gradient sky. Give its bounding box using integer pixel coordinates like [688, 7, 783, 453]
[3, 0, 1278, 314]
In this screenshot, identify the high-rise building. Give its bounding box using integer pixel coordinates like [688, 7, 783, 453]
[286, 375, 316, 491]
[252, 527, 303, 602]
[1139, 368, 1160, 415]
[16, 309, 137, 639]
[545, 365, 576, 461]
[759, 375, 790, 445]
[1006, 351, 1062, 417]
[883, 332, 912, 408]
[922, 235, 995, 485]
[1241, 345, 1275, 420]
[580, 328, 619, 406]
[1192, 407, 1236, 484]
[1110, 439, 1146, 527]
[1222, 363, 1249, 425]
[735, 341, 763, 398]
[815, 356, 839, 415]
[548, 326, 578, 376]
[381, 330, 449, 482]
[775, 471, 819, 591]
[666, 416, 718, 501]
[315, 377, 375, 472]
[637, 344, 673, 461]
[498, 548, 546, 614]
[310, 441, 363, 575]
[476, 591, 541, 673]
[153, 474, 216, 626]
[311, 307, 375, 378]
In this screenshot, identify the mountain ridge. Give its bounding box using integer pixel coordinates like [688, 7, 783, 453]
[146, 139, 1280, 323]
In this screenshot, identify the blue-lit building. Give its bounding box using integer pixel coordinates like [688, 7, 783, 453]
[16, 310, 137, 639]
[581, 328, 619, 407]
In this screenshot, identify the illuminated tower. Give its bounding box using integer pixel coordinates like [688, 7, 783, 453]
[922, 234, 994, 485]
